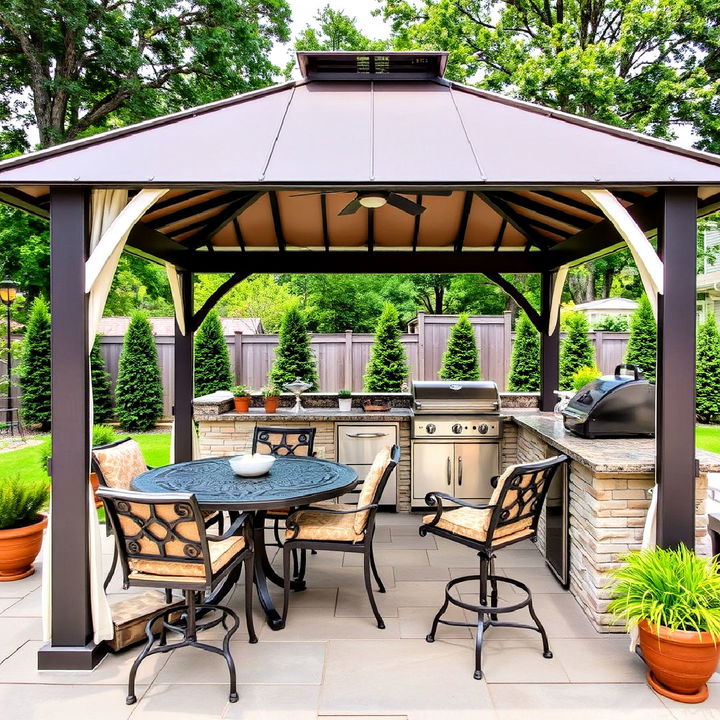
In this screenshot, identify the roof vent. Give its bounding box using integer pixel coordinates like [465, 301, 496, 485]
[297, 51, 448, 81]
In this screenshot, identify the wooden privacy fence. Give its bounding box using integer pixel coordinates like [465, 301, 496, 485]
[93, 314, 630, 419]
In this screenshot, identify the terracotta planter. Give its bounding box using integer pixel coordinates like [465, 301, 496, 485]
[0, 513, 48, 582]
[233, 396, 251, 413]
[639, 619, 720, 703]
[90, 471, 102, 507]
[263, 396, 280, 414]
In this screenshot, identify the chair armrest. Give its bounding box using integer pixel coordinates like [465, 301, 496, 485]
[206, 512, 251, 542]
[285, 504, 378, 540]
[421, 492, 494, 529]
[489, 475, 499, 489]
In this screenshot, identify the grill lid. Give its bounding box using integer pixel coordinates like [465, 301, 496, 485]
[412, 380, 500, 414]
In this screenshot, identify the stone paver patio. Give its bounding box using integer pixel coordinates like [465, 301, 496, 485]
[0, 512, 717, 719]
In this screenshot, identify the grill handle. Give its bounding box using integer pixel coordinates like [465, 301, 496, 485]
[346, 432, 388, 439]
[446, 456, 452, 486]
[458, 455, 463, 486]
[614, 363, 643, 381]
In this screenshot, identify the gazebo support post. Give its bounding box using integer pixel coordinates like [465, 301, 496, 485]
[656, 187, 698, 549]
[38, 187, 107, 670]
[540, 271, 560, 412]
[174, 270, 194, 463]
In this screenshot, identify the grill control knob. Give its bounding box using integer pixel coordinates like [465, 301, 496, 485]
[479, 423, 489, 435]
[452, 423, 463, 434]
[425, 423, 436, 434]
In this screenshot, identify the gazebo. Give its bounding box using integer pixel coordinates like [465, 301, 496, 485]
[0, 50, 718, 671]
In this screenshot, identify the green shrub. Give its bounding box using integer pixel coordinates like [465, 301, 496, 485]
[91, 335, 113, 422]
[194, 309, 233, 396]
[593, 315, 629, 332]
[115, 313, 164, 431]
[559, 312, 594, 390]
[439, 313, 480, 381]
[696, 313, 720, 423]
[19, 297, 51, 429]
[608, 545, 720, 636]
[571, 365, 602, 392]
[508, 313, 540, 391]
[0, 476, 50, 530]
[364, 304, 408, 392]
[625, 296, 656, 383]
[269, 307, 319, 391]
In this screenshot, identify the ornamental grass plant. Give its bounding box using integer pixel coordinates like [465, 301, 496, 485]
[0, 476, 50, 530]
[608, 545, 720, 636]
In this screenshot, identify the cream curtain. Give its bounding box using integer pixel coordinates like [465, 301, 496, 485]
[42, 188, 167, 646]
[582, 189, 663, 318]
[547, 265, 569, 335]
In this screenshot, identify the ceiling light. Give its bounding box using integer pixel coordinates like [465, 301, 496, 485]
[358, 192, 387, 209]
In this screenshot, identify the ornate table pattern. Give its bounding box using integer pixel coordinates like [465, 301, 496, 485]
[132, 456, 358, 629]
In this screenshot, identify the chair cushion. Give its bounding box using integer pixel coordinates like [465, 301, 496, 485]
[354, 446, 392, 535]
[93, 440, 147, 490]
[129, 536, 245, 579]
[422, 506, 534, 547]
[286, 504, 363, 543]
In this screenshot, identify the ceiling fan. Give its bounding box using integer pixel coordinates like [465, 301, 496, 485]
[290, 190, 452, 217]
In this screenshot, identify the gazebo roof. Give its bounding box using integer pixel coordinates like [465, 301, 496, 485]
[0, 51, 719, 271]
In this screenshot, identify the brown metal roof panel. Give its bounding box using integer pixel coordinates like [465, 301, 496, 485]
[452, 87, 720, 184]
[263, 83, 373, 182]
[0, 86, 294, 184]
[372, 83, 484, 182]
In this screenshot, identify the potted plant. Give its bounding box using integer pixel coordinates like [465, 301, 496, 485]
[262, 386, 281, 414]
[0, 476, 50, 581]
[608, 545, 720, 703]
[232, 385, 252, 413]
[338, 389, 353, 412]
[39, 424, 118, 507]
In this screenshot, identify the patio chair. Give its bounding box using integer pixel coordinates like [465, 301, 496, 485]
[97, 486, 257, 705]
[282, 444, 400, 629]
[420, 454, 568, 680]
[252, 426, 316, 554]
[93, 438, 224, 595]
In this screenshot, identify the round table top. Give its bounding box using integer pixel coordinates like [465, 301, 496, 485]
[131, 455, 359, 511]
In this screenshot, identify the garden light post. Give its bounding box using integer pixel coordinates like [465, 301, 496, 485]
[0, 278, 18, 435]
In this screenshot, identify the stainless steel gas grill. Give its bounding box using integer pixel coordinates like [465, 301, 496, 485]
[411, 381, 502, 509]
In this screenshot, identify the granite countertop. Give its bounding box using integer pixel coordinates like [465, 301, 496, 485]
[511, 411, 720, 474]
[209, 408, 414, 422]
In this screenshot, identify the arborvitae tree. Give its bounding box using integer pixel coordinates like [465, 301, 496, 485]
[91, 335, 113, 422]
[559, 312, 595, 390]
[439, 313, 481, 381]
[696, 314, 720, 423]
[625, 295, 657, 383]
[194, 309, 233, 396]
[269, 306, 319, 391]
[19, 296, 51, 429]
[364, 304, 408, 392]
[508, 313, 540, 391]
[115, 312, 164, 431]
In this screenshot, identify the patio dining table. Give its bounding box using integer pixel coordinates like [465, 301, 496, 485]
[132, 455, 358, 630]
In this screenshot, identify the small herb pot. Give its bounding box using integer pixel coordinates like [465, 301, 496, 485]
[263, 396, 280, 413]
[234, 396, 251, 413]
[338, 398, 352, 412]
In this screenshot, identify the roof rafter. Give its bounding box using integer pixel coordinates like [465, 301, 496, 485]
[454, 191, 473, 252]
[182, 192, 260, 250]
[475, 191, 550, 251]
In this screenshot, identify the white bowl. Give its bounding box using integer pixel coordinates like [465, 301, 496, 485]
[229, 453, 276, 477]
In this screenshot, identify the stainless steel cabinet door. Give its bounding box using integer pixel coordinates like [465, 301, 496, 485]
[337, 425, 396, 465]
[454, 442, 498, 502]
[411, 442, 455, 502]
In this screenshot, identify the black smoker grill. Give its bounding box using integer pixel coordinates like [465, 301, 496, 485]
[562, 364, 655, 439]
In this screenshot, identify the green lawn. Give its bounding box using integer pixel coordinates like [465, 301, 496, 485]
[696, 425, 720, 455]
[0, 431, 171, 482]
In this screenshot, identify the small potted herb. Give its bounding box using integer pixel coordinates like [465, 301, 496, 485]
[262, 385, 281, 414]
[0, 477, 50, 581]
[232, 385, 252, 413]
[608, 545, 720, 703]
[338, 389, 353, 412]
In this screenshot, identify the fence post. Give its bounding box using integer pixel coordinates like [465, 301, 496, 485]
[502, 311, 512, 390]
[594, 330, 603, 368]
[234, 332, 243, 384]
[417, 312, 426, 380]
[344, 331, 353, 390]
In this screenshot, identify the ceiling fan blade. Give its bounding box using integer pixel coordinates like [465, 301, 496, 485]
[386, 193, 426, 216]
[289, 190, 354, 197]
[338, 198, 362, 215]
[415, 190, 453, 196]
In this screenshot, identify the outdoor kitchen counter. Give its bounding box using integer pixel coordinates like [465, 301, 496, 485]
[507, 410, 720, 473]
[200, 408, 413, 422]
